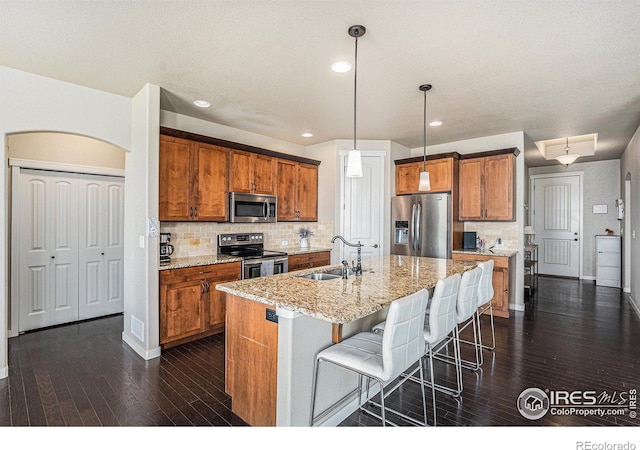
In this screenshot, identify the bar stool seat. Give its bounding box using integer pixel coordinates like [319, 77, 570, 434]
[310, 289, 430, 427]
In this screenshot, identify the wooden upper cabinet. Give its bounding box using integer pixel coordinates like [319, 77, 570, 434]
[276, 159, 318, 221]
[159, 135, 192, 221]
[159, 135, 229, 221]
[297, 163, 318, 221]
[229, 150, 275, 195]
[193, 143, 229, 221]
[395, 157, 454, 195]
[276, 159, 297, 220]
[459, 153, 515, 221]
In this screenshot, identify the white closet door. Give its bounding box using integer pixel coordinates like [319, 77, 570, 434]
[19, 170, 79, 331]
[78, 176, 124, 319]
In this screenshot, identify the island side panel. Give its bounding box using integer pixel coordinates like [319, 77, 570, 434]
[225, 294, 278, 426]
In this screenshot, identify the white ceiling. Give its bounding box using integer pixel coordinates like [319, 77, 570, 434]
[2, 1, 640, 167]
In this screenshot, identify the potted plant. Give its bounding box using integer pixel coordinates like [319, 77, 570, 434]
[299, 227, 314, 248]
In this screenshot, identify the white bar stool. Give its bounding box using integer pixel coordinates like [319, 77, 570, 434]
[309, 289, 430, 427]
[476, 260, 496, 361]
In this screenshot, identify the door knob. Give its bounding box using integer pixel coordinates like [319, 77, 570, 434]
[371, 244, 379, 248]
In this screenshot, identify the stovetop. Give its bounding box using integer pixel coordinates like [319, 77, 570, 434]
[217, 233, 287, 259]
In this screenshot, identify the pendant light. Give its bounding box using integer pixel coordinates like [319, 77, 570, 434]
[418, 84, 433, 191]
[346, 25, 366, 178]
[555, 137, 580, 167]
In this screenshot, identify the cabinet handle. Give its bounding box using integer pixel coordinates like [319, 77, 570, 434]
[194, 206, 198, 218]
[190, 206, 193, 218]
[201, 283, 205, 294]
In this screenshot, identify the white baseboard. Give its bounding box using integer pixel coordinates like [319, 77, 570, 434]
[581, 275, 596, 281]
[122, 332, 161, 360]
[624, 287, 631, 293]
[0, 365, 7, 379]
[628, 296, 640, 319]
[511, 303, 525, 312]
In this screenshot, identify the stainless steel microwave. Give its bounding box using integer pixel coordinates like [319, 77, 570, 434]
[229, 192, 277, 223]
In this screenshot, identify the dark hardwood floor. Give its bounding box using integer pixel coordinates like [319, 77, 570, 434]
[1, 276, 639, 427]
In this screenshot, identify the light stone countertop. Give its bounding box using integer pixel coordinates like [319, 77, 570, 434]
[452, 248, 518, 258]
[159, 247, 331, 271]
[159, 254, 241, 270]
[216, 255, 477, 324]
[280, 246, 333, 256]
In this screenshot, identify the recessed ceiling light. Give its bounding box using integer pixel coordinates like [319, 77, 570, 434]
[429, 120, 443, 127]
[301, 132, 314, 138]
[193, 100, 211, 108]
[331, 61, 352, 73]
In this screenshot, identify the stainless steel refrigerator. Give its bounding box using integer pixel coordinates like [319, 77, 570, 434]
[391, 193, 451, 258]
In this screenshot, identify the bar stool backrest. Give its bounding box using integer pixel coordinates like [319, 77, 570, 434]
[477, 260, 495, 307]
[456, 267, 483, 323]
[426, 274, 461, 345]
[381, 289, 430, 381]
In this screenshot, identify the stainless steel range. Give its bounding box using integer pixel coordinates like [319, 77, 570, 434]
[217, 233, 288, 279]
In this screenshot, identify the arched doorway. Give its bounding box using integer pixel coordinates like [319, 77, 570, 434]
[7, 132, 127, 335]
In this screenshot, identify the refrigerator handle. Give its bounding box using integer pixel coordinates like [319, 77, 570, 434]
[411, 204, 417, 251]
[416, 203, 421, 251]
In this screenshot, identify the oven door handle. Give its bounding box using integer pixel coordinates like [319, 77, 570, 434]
[264, 199, 269, 221]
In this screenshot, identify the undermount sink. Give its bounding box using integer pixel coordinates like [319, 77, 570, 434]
[296, 272, 342, 281]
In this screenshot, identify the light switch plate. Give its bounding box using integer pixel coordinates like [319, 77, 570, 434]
[139, 235, 145, 248]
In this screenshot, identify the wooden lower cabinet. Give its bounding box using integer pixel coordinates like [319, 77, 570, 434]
[288, 251, 330, 271]
[451, 252, 514, 318]
[159, 261, 241, 349]
[225, 294, 278, 426]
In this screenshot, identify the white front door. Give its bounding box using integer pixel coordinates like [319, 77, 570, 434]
[532, 173, 582, 277]
[341, 153, 384, 268]
[19, 170, 80, 331]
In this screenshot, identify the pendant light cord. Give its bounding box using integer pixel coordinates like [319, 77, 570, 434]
[423, 87, 427, 171]
[353, 36, 358, 151]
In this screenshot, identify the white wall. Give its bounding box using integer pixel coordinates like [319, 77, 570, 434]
[411, 131, 527, 311]
[529, 160, 621, 279]
[620, 125, 640, 314]
[7, 132, 125, 169]
[121, 84, 162, 359]
[0, 65, 132, 379]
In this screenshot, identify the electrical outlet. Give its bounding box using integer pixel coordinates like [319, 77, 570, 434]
[281, 240, 289, 246]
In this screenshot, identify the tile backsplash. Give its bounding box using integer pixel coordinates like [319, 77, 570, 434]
[160, 221, 335, 258]
[463, 221, 521, 250]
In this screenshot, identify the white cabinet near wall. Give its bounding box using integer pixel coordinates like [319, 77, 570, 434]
[14, 168, 124, 332]
[596, 235, 621, 288]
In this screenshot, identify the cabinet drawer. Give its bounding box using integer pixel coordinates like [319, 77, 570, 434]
[288, 251, 330, 270]
[160, 262, 241, 284]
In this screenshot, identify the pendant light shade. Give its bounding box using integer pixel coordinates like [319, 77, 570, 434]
[555, 137, 580, 167]
[418, 84, 432, 191]
[346, 149, 363, 177]
[346, 25, 366, 178]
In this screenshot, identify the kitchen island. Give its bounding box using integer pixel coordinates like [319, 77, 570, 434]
[216, 255, 476, 426]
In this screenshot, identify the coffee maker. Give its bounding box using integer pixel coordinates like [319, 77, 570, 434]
[160, 233, 174, 265]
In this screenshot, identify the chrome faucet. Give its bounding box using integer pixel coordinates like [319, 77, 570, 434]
[331, 235, 363, 276]
[341, 260, 350, 279]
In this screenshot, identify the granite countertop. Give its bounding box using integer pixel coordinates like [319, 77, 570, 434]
[159, 254, 241, 270]
[216, 255, 477, 324]
[452, 248, 518, 258]
[280, 246, 333, 256]
[159, 247, 332, 270]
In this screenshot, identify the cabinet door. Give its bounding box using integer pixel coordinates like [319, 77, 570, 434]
[395, 162, 421, 195]
[229, 150, 253, 193]
[483, 154, 514, 220]
[159, 135, 193, 221]
[458, 158, 484, 220]
[427, 158, 453, 192]
[253, 154, 276, 195]
[276, 159, 297, 220]
[296, 163, 318, 221]
[193, 143, 229, 221]
[207, 262, 241, 329]
[160, 279, 206, 344]
[490, 268, 508, 317]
